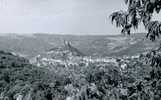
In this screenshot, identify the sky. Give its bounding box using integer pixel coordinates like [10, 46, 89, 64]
[0, 0, 160, 35]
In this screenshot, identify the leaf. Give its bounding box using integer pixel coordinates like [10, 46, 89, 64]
[110, 11, 129, 28]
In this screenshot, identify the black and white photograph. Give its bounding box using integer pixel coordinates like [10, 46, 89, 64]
[0, 0, 161, 100]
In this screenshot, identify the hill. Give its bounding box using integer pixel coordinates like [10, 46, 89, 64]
[0, 50, 29, 68]
[0, 44, 160, 100]
[0, 33, 160, 58]
[0, 50, 65, 100]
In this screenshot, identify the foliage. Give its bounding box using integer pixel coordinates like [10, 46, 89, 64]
[0, 47, 161, 100]
[0, 49, 151, 100]
[110, 0, 161, 41]
[110, 1, 161, 99]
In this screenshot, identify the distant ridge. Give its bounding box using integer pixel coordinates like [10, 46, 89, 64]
[0, 33, 159, 58]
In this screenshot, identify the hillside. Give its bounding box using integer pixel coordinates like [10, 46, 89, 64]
[0, 44, 161, 100]
[0, 50, 64, 100]
[0, 33, 160, 100]
[0, 50, 29, 68]
[0, 33, 160, 58]
[30, 43, 156, 100]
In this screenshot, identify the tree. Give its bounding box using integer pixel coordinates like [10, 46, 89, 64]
[110, 0, 161, 41]
[110, 1, 161, 99]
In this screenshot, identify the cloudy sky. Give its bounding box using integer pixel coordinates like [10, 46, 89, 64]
[0, 0, 160, 35]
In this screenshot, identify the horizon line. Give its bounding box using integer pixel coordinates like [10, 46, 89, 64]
[0, 32, 146, 36]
